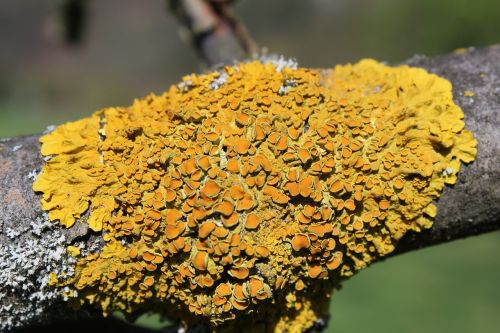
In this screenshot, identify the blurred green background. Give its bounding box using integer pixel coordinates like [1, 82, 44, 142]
[1, 0, 499, 332]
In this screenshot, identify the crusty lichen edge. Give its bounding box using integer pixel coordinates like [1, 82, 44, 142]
[34, 60, 476, 331]
[0, 211, 78, 332]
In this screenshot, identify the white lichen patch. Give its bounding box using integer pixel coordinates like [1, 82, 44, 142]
[43, 125, 57, 135]
[259, 54, 298, 72]
[209, 71, 229, 90]
[27, 168, 40, 182]
[278, 79, 298, 95]
[0, 213, 76, 331]
[177, 79, 194, 92]
[12, 145, 22, 152]
[442, 166, 454, 177]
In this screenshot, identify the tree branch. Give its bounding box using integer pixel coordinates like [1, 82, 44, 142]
[0, 45, 498, 331]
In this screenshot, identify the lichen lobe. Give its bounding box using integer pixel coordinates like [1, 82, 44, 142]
[33, 59, 477, 332]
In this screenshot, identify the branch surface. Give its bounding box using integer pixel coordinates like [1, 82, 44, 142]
[0, 45, 499, 331]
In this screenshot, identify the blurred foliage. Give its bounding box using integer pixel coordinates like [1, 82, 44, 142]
[1, 0, 499, 332]
[331, 231, 500, 333]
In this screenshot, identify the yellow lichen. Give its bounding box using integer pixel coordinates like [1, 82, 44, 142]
[33, 59, 477, 332]
[67, 246, 81, 257]
[464, 89, 475, 97]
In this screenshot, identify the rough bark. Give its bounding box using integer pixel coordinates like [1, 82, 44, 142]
[0, 45, 499, 332]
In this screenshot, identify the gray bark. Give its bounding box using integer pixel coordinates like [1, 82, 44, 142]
[0, 45, 499, 332]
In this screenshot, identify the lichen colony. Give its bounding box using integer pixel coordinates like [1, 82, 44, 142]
[33, 59, 477, 332]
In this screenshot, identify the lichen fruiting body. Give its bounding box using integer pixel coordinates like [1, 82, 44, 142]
[33, 59, 477, 332]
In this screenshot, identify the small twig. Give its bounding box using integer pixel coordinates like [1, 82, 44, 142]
[168, 0, 257, 67]
[211, 1, 257, 54]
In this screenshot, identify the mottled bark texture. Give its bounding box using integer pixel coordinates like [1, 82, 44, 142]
[0, 45, 499, 332]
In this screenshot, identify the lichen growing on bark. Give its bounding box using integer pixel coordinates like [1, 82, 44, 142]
[32, 59, 477, 332]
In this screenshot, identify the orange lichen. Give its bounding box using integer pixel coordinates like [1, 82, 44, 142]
[244, 213, 261, 230]
[291, 234, 311, 252]
[34, 59, 477, 332]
